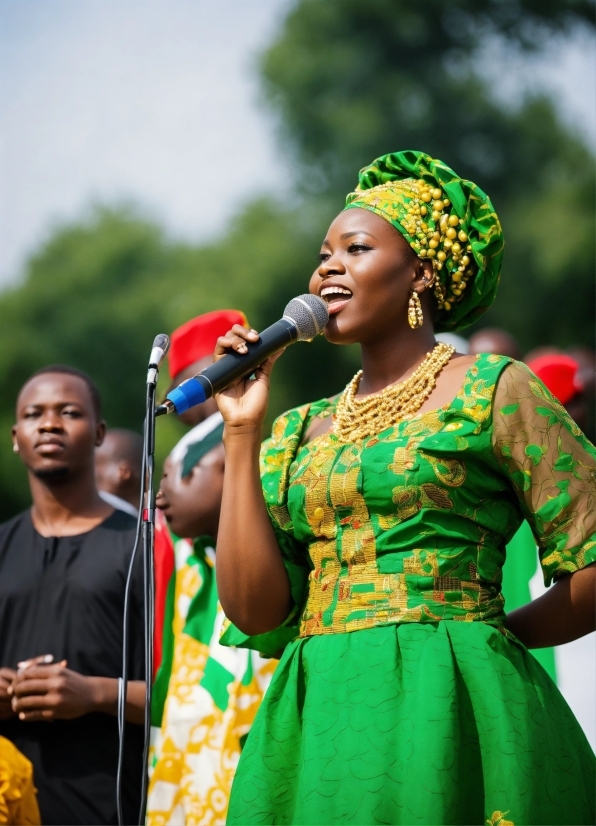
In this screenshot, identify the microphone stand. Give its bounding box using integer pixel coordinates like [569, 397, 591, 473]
[117, 337, 168, 826]
[139, 377, 156, 822]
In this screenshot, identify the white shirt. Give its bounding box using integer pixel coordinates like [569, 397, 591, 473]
[98, 489, 139, 518]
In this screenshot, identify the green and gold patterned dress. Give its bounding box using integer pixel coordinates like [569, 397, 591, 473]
[223, 354, 596, 826]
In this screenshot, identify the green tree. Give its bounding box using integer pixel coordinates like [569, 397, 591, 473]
[0, 208, 176, 518]
[260, 0, 595, 349]
[0, 0, 593, 520]
[0, 202, 356, 519]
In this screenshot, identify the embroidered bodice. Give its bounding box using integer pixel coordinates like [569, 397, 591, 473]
[254, 354, 596, 641]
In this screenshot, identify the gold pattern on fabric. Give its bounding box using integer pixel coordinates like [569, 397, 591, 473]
[288, 357, 516, 635]
[329, 443, 376, 566]
[425, 454, 467, 486]
[392, 483, 454, 520]
[487, 812, 514, 826]
[492, 361, 596, 585]
[388, 441, 418, 475]
[296, 436, 380, 635]
[225, 355, 596, 826]
[292, 359, 517, 636]
[147, 539, 276, 826]
[248, 354, 596, 645]
[402, 409, 444, 437]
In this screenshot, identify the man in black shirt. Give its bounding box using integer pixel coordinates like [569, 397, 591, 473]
[0, 365, 145, 825]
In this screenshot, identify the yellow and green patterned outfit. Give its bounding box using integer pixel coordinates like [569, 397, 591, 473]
[148, 533, 277, 826]
[223, 355, 596, 825]
[222, 150, 595, 824]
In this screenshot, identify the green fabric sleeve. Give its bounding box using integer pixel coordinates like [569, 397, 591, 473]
[493, 361, 596, 586]
[220, 403, 323, 655]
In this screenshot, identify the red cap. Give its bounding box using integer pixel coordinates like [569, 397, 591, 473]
[527, 354, 584, 406]
[169, 310, 248, 379]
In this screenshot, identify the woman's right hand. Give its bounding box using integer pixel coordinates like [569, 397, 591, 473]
[213, 325, 284, 431]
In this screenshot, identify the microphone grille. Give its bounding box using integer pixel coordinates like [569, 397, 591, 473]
[283, 294, 329, 341]
[152, 334, 170, 355]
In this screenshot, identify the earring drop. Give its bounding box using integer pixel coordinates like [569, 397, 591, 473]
[13, 444, 19, 453]
[408, 290, 424, 329]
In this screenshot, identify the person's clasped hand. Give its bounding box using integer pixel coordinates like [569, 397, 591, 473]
[0, 667, 17, 719]
[10, 661, 98, 722]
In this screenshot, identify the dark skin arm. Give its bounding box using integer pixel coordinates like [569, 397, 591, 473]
[215, 326, 291, 636]
[215, 325, 596, 646]
[215, 206, 596, 645]
[9, 664, 145, 724]
[220, 425, 292, 635]
[506, 562, 596, 648]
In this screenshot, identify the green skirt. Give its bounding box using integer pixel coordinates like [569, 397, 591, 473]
[228, 622, 595, 825]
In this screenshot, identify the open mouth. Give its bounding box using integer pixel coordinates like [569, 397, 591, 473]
[320, 286, 353, 315]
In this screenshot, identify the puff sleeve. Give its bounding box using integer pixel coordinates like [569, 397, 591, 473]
[492, 361, 596, 586]
[220, 405, 312, 656]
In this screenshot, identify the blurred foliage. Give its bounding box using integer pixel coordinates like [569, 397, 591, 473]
[262, 0, 594, 199]
[260, 0, 595, 348]
[0, 0, 593, 518]
[0, 203, 358, 520]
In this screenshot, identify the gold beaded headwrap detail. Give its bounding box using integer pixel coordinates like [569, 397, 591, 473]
[343, 150, 504, 332]
[345, 178, 474, 314]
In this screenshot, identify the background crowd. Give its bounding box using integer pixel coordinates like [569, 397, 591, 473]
[0, 1, 593, 823]
[0, 314, 592, 825]
[0, 0, 593, 522]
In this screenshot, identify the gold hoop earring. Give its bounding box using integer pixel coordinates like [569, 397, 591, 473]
[408, 290, 423, 329]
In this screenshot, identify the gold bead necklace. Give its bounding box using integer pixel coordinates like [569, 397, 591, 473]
[333, 342, 455, 443]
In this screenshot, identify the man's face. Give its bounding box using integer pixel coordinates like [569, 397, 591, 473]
[156, 446, 224, 539]
[12, 373, 105, 482]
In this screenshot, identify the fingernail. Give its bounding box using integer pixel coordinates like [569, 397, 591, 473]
[19, 713, 25, 720]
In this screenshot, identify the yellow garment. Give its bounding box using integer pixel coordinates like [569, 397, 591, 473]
[0, 737, 40, 826]
[147, 538, 276, 826]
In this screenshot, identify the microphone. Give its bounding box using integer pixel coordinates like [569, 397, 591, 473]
[147, 334, 170, 385]
[155, 294, 329, 416]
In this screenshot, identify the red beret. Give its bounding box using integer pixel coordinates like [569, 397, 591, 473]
[527, 354, 584, 406]
[169, 310, 248, 379]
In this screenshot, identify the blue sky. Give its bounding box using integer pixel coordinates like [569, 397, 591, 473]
[0, 1, 594, 285]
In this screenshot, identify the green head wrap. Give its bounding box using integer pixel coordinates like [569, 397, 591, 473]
[344, 150, 504, 332]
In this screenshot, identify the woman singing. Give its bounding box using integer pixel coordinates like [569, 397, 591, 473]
[214, 151, 596, 825]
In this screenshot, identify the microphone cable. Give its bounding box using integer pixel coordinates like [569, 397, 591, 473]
[140, 379, 156, 821]
[116, 334, 169, 826]
[116, 416, 147, 825]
